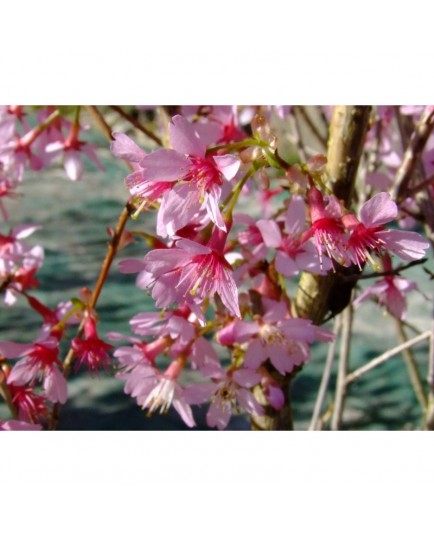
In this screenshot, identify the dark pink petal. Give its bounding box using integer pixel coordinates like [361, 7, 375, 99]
[140, 149, 189, 182]
[110, 132, 147, 163]
[378, 229, 430, 260]
[360, 192, 397, 227]
[213, 154, 240, 181]
[385, 285, 407, 319]
[169, 115, 206, 157]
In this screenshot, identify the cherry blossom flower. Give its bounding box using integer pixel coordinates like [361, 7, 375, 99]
[115, 350, 195, 428]
[302, 185, 348, 268]
[342, 192, 430, 269]
[353, 274, 418, 320]
[71, 315, 114, 372]
[0, 337, 67, 403]
[120, 228, 241, 320]
[8, 382, 49, 423]
[184, 364, 264, 430]
[45, 121, 104, 181]
[218, 298, 334, 375]
[135, 114, 240, 233]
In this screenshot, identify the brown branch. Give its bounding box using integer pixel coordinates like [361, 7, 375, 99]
[392, 107, 434, 201]
[298, 106, 328, 149]
[110, 105, 163, 147]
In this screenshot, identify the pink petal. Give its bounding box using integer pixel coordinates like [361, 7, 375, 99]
[207, 399, 232, 430]
[360, 192, 397, 227]
[218, 269, 241, 318]
[285, 195, 307, 234]
[173, 397, 196, 428]
[256, 219, 282, 247]
[235, 389, 265, 416]
[118, 258, 147, 274]
[0, 420, 42, 431]
[140, 149, 189, 182]
[213, 154, 240, 181]
[184, 382, 217, 404]
[205, 184, 225, 231]
[44, 367, 68, 404]
[169, 115, 206, 157]
[232, 368, 262, 388]
[244, 339, 267, 369]
[7, 360, 39, 385]
[0, 341, 34, 358]
[110, 132, 147, 163]
[378, 229, 430, 260]
[275, 251, 299, 278]
[64, 150, 84, 181]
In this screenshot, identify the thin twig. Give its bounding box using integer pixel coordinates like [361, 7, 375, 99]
[395, 319, 427, 411]
[298, 106, 328, 149]
[331, 304, 353, 430]
[392, 107, 434, 201]
[309, 315, 342, 431]
[85, 105, 114, 140]
[425, 291, 434, 429]
[290, 108, 307, 162]
[346, 331, 431, 384]
[110, 105, 163, 147]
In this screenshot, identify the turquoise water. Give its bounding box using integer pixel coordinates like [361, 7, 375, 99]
[0, 126, 432, 430]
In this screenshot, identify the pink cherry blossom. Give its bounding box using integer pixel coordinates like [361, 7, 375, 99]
[0, 337, 67, 403]
[122, 228, 241, 319]
[343, 192, 430, 268]
[185, 364, 264, 430]
[218, 298, 334, 375]
[302, 185, 348, 268]
[136, 115, 240, 233]
[71, 315, 114, 372]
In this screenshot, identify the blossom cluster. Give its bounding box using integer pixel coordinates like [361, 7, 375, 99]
[0, 105, 432, 431]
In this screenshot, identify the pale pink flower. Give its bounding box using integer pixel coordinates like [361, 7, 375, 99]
[45, 122, 104, 181]
[136, 115, 240, 233]
[184, 365, 264, 430]
[218, 298, 334, 375]
[120, 229, 241, 319]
